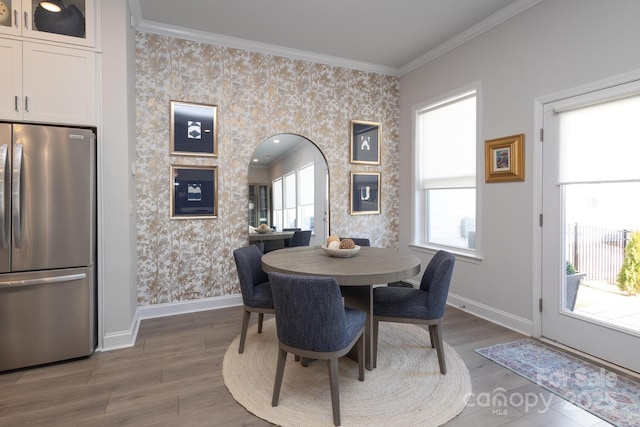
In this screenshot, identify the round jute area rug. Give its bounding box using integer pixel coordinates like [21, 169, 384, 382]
[223, 319, 471, 426]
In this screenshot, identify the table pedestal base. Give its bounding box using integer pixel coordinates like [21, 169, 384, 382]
[341, 285, 374, 371]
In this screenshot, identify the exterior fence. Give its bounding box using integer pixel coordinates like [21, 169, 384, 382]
[566, 223, 631, 285]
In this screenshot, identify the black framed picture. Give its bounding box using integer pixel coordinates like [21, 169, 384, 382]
[350, 172, 381, 215]
[170, 101, 218, 157]
[350, 120, 381, 164]
[170, 165, 218, 219]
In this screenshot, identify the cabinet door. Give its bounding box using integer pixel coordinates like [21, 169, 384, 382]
[0, 0, 21, 37]
[22, 41, 95, 125]
[0, 37, 22, 120]
[22, 0, 95, 47]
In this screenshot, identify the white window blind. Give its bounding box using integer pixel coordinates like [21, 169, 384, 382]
[558, 93, 640, 184]
[419, 92, 476, 189]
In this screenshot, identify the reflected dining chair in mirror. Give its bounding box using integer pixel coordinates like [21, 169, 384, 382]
[282, 227, 300, 247]
[233, 245, 275, 354]
[287, 230, 311, 247]
[339, 237, 370, 247]
[269, 272, 366, 426]
[372, 250, 455, 374]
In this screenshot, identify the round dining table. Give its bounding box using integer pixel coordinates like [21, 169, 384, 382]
[262, 245, 421, 370]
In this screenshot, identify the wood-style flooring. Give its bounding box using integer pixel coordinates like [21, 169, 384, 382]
[0, 306, 616, 426]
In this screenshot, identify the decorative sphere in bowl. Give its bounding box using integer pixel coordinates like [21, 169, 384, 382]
[321, 244, 361, 257]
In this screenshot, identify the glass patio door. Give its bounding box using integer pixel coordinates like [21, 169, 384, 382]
[541, 80, 640, 373]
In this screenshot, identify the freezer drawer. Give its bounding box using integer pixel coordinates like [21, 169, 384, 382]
[0, 266, 96, 372]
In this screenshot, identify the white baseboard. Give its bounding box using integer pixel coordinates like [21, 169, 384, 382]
[447, 292, 533, 336]
[102, 309, 140, 351]
[101, 291, 531, 351]
[101, 295, 243, 351]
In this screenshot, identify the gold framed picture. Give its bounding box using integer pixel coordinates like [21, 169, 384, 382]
[350, 120, 381, 165]
[350, 172, 381, 215]
[484, 134, 524, 183]
[170, 101, 218, 157]
[170, 165, 218, 219]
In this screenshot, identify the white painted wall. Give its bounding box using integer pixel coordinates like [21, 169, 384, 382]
[98, 0, 138, 349]
[398, 0, 640, 333]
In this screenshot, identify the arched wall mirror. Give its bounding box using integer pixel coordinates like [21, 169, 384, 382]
[248, 134, 329, 250]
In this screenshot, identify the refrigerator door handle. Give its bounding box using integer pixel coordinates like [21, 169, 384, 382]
[0, 273, 86, 288]
[12, 143, 24, 248]
[0, 144, 8, 249]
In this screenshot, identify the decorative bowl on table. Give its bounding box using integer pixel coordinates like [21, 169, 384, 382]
[255, 227, 272, 234]
[321, 245, 361, 257]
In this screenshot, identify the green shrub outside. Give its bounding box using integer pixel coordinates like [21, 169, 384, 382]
[617, 230, 640, 296]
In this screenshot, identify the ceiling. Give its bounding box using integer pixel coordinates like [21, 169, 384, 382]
[250, 134, 305, 167]
[130, 0, 543, 76]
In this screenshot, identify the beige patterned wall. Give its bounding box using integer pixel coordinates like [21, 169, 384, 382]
[135, 33, 400, 305]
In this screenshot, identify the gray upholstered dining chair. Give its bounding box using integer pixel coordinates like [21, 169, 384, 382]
[269, 272, 366, 426]
[287, 230, 311, 247]
[372, 250, 455, 374]
[233, 244, 275, 354]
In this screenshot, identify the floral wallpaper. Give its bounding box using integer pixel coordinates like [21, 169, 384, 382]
[135, 33, 400, 305]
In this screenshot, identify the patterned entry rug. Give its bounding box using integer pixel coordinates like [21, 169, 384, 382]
[223, 319, 471, 426]
[476, 339, 640, 427]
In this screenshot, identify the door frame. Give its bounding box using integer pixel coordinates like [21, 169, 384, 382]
[532, 69, 640, 354]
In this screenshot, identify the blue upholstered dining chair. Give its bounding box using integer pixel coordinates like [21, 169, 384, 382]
[282, 227, 300, 247]
[287, 230, 311, 247]
[372, 250, 455, 374]
[233, 245, 275, 354]
[269, 272, 366, 426]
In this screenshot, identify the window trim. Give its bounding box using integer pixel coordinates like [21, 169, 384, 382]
[411, 82, 482, 258]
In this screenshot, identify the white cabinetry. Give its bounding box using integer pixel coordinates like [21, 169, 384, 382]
[0, 38, 95, 125]
[0, 0, 95, 48]
[0, 0, 96, 125]
[0, 37, 22, 120]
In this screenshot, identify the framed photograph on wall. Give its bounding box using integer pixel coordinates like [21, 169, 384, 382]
[350, 172, 381, 215]
[350, 120, 381, 164]
[170, 101, 218, 157]
[484, 134, 525, 183]
[170, 165, 218, 219]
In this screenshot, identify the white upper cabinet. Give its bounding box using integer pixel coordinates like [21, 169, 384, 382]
[0, 0, 95, 48]
[22, 41, 96, 125]
[0, 37, 22, 121]
[0, 38, 96, 125]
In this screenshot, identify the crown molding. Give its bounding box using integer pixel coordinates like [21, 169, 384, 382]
[399, 0, 545, 76]
[128, 0, 545, 78]
[135, 20, 401, 76]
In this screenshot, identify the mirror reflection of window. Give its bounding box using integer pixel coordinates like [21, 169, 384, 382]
[283, 172, 297, 229]
[248, 134, 328, 244]
[272, 178, 283, 231]
[298, 163, 315, 233]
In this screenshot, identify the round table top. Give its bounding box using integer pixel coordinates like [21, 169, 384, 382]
[261, 245, 421, 286]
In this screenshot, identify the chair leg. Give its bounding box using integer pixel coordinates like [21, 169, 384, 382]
[328, 357, 341, 426]
[429, 325, 436, 349]
[357, 333, 365, 381]
[258, 313, 265, 333]
[430, 324, 447, 375]
[272, 348, 287, 407]
[239, 310, 251, 354]
[372, 319, 379, 369]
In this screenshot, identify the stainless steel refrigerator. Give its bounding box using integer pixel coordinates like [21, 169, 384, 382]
[0, 123, 96, 372]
